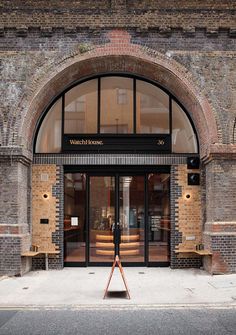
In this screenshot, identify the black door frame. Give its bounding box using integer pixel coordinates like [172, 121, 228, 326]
[64, 165, 170, 267]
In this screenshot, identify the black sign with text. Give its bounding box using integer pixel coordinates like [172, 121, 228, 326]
[63, 134, 171, 153]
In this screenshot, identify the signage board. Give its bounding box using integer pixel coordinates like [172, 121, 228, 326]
[150, 215, 161, 231]
[63, 134, 171, 153]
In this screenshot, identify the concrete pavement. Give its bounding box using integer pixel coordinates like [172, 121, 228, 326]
[0, 267, 236, 308]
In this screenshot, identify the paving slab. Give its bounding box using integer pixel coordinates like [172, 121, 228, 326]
[0, 268, 236, 308]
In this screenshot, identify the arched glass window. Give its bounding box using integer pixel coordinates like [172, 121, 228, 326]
[64, 79, 98, 134]
[35, 75, 198, 154]
[172, 100, 198, 153]
[35, 98, 62, 153]
[100, 77, 133, 134]
[136, 80, 169, 134]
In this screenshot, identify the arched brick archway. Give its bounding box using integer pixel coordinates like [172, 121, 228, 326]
[18, 31, 218, 157]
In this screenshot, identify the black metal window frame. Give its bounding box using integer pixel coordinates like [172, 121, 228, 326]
[64, 165, 171, 267]
[34, 73, 199, 154]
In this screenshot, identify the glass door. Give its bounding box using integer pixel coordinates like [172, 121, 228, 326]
[64, 173, 86, 264]
[88, 174, 145, 264]
[119, 175, 145, 263]
[89, 176, 115, 263]
[148, 173, 170, 263]
[64, 169, 170, 266]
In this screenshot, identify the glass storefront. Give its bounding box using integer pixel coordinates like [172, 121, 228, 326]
[34, 74, 199, 268]
[64, 169, 170, 266]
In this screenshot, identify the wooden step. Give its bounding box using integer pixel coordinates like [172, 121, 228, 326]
[96, 235, 113, 241]
[96, 234, 140, 242]
[96, 249, 139, 256]
[121, 234, 140, 242]
[96, 242, 141, 248]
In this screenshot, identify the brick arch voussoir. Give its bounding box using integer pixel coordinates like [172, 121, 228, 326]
[225, 111, 236, 145]
[0, 114, 3, 146]
[19, 43, 219, 157]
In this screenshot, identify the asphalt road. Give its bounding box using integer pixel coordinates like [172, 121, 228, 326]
[0, 308, 236, 335]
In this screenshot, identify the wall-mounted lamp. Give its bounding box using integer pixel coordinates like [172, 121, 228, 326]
[187, 156, 200, 169]
[188, 173, 200, 185]
[43, 193, 49, 199]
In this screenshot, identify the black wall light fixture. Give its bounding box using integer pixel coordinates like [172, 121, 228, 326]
[188, 173, 200, 185]
[187, 156, 200, 169]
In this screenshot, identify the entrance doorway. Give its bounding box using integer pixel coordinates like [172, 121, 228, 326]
[64, 167, 170, 266]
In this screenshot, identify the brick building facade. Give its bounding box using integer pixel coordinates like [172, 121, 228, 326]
[0, 1, 236, 275]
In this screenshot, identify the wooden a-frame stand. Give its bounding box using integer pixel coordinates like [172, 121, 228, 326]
[103, 255, 131, 299]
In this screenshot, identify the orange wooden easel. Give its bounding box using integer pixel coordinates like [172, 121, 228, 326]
[103, 255, 131, 299]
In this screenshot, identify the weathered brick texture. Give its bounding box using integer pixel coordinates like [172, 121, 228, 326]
[0, 1, 236, 275]
[32, 165, 58, 251]
[0, 236, 21, 276]
[175, 165, 202, 249]
[0, 154, 31, 276]
[1, 1, 235, 30]
[171, 165, 202, 269]
[203, 159, 236, 274]
[31, 165, 62, 270]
